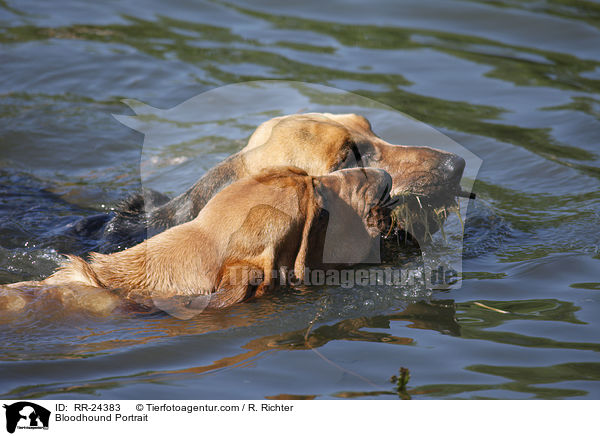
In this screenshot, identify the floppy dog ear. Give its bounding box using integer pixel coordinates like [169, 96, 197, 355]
[293, 181, 321, 281]
[208, 262, 264, 309]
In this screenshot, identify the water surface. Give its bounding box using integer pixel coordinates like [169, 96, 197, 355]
[1, 0, 600, 399]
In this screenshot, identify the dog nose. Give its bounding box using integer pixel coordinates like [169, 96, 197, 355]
[441, 154, 465, 182]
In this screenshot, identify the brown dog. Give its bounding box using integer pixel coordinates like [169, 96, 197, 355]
[110, 113, 466, 244]
[4, 166, 396, 312]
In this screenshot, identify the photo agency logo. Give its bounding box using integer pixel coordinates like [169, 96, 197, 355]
[113, 81, 481, 318]
[224, 264, 460, 289]
[3, 402, 50, 433]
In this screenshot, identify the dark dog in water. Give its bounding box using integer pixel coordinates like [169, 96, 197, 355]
[100, 113, 469, 249]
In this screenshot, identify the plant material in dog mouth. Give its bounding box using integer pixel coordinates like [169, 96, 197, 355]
[389, 192, 463, 243]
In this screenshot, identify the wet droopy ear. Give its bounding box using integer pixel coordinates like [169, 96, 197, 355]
[293, 177, 322, 281]
[310, 172, 383, 265]
[311, 173, 342, 204]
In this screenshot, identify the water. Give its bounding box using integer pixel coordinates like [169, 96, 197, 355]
[1, 0, 600, 399]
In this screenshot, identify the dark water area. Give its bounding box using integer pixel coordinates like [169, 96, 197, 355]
[1, 0, 600, 399]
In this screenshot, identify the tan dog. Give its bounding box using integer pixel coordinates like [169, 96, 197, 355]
[4, 167, 396, 312]
[110, 113, 466, 243]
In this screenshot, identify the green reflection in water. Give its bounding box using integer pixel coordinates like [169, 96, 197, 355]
[570, 282, 600, 290]
[225, 1, 600, 93]
[471, 179, 600, 230]
[464, 0, 600, 30]
[543, 96, 600, 121]
[455, 299, 600, 355]
[458, 299, 585, 326]
[462, 272, 507, 280]
[2, 12, 597, 173]
[0, 18, 410, 88]
[413, 363, 594, 399]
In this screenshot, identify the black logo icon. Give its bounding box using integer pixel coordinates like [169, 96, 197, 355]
[3, 402, 50, 434]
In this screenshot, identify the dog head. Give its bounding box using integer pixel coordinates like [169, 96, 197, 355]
[244, 113, 467, 241]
